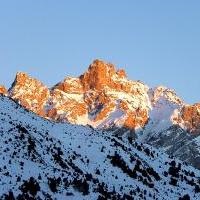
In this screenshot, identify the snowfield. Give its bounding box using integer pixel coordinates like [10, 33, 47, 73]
[0, 95, 200, 199]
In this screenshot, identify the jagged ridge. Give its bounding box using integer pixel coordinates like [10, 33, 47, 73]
[2, 59, 198, 133]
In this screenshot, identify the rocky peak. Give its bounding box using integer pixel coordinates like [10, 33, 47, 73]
[116, 69, 127, 78]
[9, 72, 50, 116]
[0, 85, 7, 95]
[53, 77, 84, 94]
[149, 86, 184, 106]
[12, 72, 29, 86]
[1, 60, 200, 134]
[175, 103, 200, 134]
[80, 59, 127, 91]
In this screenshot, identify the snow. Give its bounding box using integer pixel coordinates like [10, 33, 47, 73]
[138, 86, 184, 142]
[105, 89, 151, 110]
[53, 89, 84, 101]
[97, 108, 125, 128]
[0, 95, 200, 199]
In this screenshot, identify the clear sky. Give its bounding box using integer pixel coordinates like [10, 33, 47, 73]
[0, 1, 200, 103]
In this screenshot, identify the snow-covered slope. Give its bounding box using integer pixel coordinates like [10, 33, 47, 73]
[137, 125, 200, 170]
[136, 87, 200, 170]
[0, 95, 200, 200]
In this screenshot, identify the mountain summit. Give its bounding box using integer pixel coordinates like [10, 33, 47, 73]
[1, 59, 199, 135]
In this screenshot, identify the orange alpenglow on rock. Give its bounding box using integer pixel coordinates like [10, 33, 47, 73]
[4, 60, 151, 130]
[53, 77, 84, 94]
[80, 59, 116, 90]
[0, 85, 7, 95]
[180, 104, 200, 134]
[2, 59, 200, 134]
[9, 72, 50, 117]
[80, 59, 127, 91]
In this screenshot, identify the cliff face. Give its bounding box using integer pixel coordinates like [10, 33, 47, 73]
[179, 104, 200, 134]
[68, 59, 150, 129]
[9, 72, 50, 117]
[2, 59, 200, 134]
[80, 59, 127, 91]
[0, 85, 7, 95]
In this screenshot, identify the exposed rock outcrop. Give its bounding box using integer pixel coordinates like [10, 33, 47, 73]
[2, 59, 200, 134]
[180, 104, 200, 134]
[9, 72, 50, 116]
[0, 85, 7, 95]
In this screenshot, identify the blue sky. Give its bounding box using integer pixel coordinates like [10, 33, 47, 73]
[0, 1, 200, 103]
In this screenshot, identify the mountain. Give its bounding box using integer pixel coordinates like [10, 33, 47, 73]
[3, 59, 199, 133]
[7, 60, 150, 129]
[0, 94, 200, 199]
[1, 59, 200, 170]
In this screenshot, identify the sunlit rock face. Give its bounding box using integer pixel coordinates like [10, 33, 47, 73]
[0, 85, 7, 95]
[2, 59, 200, 134]
[78, 59, 150, 129]
[9, 72, 50, 117]
[179, 104, 200, 134]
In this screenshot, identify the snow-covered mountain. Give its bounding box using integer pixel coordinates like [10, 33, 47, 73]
[0, 59, 197, 133]
[1, 59, 200, 170]
[2, 59, 198, 133]
[5, 59, 151, 129]
[0, 94, 200, 199]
